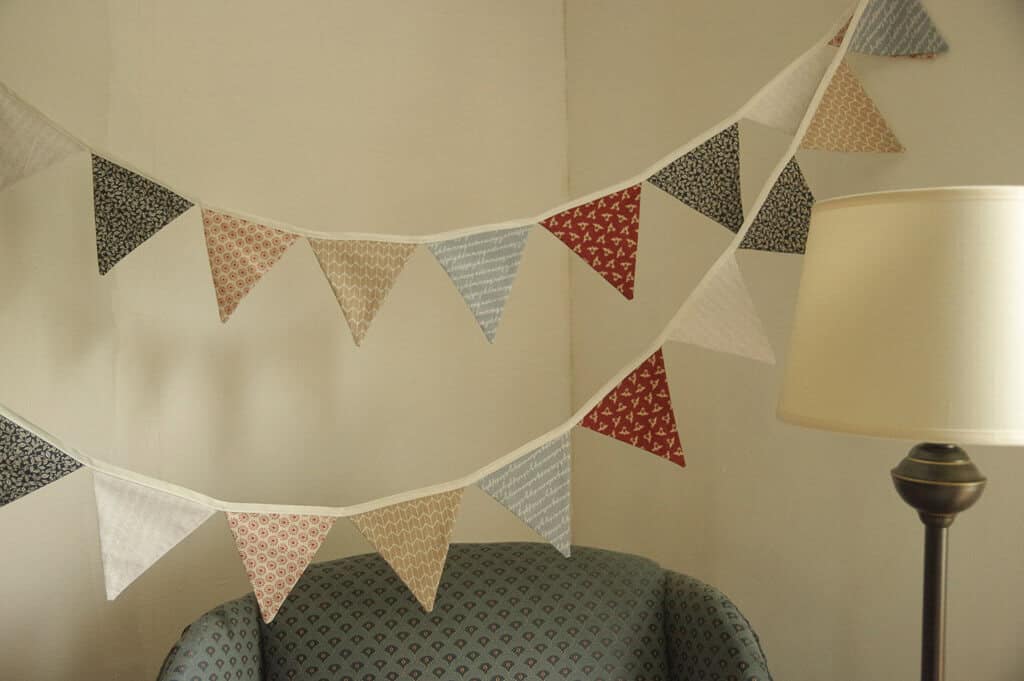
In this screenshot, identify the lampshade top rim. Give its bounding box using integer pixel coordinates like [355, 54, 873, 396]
[814, 185, 1024, 212]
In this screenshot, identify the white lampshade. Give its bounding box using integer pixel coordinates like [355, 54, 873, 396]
[778, 186, 1024, 446]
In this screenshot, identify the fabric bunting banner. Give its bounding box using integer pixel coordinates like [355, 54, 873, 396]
[0, 83, 83, 192]
[831, 0, 948, 58]
[309, 239, 417, 345]
[478, 433, 571, 557]
[745, 46, 836, 135]
[428, 227, 530, 342]
[739, 158, 815, 254]
[669, 255, 775, 364]
[801, 61, 903, 153]
[226, 512, 336, 623]
[93, 473, 215, 600]
[93, 155, 194, 274]
[349, 489, 463, 611]
[647, 124, 744, 233]
[202, 208, 300, 322]
[0, 415, 82, 506]
[540, 184, 641, 299]
[581, 348, 685, 468]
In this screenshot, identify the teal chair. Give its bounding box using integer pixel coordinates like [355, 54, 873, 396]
[157, 543, 772, 681]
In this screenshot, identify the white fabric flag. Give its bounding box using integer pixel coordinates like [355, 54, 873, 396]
[745, 45, 836, 135]
[0, 83, 83, 191]
[669, 255, 775, 364]
[93, 472, 215, 600]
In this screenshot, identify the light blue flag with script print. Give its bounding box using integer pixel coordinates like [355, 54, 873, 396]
[478, 433, 571, 557]
[428, 227, 530, 342]
[850, 0, 949, 57]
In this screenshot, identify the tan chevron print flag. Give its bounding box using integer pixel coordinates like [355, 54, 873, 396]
[226, 512, 336, 623]
[349, 489, 463, 611]
[800, 61, 903, 153]
[202, 209, 300, 321]
[308, 239, 417, 345]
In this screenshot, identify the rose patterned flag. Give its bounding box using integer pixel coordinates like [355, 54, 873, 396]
[0, 82, 83, 192]
[93, 155, 194, 274]
[93, 473, 215, 600]
[647, 124, 744, 233]
[308, 239, 417, 345]
[428, 227, 530, 342]
[226, 512, 336, 623]
[669, 255, 775, 364]
[800, 61, 903, 153]
[202, 208, 299, 322]
[478, 434, 571, 557]
[580, 349, 685, 468]
[745, 46, 836, 135]
[0, 414, 82, 506]
[849, 0, 948, 57]
[739, 158, 814, 254]
[540, 185, 640, 299]
[349, 489, 463, 611]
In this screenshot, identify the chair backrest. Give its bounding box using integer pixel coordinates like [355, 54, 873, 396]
[158, 542, 773, 681]
[259, 543, 670, 680]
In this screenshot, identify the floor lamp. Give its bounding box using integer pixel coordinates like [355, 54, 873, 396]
[777, 186, 1024, 681]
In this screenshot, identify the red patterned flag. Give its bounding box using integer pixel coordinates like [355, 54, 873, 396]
[581, 348, 685, 467]
[540, 184, 641, 299]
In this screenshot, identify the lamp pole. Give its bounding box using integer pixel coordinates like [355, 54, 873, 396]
[890, 443, 986, 681]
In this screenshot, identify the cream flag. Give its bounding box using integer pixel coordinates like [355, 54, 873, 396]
[93, 473, 215, 600]
[0, 82, 83, 191]
[349, 489, 463, 611]
[745, 45, 836, 135]
[309, 239, 417, 345]
[669, 255, 775, 364]
[801, 61, 903, 153]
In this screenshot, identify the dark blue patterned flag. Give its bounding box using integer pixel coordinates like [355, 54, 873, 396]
[0, 415, 82, 506]
[92, 154, 194, 274]
[647, 124, 744, 233]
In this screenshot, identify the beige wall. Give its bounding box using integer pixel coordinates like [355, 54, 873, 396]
[0, 2, 570, 679]
[567, 1, 1024, 681]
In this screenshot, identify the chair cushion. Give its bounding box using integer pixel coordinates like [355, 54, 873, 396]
[260, 542, 670, 681]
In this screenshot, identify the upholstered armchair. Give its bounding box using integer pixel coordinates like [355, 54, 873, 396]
[157, 543, 772, 681]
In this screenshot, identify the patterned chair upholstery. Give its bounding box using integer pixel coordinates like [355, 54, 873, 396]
[157, 543, 772, 681]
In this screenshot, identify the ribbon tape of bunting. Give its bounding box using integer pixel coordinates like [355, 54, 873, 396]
[0, 0, 947, 622]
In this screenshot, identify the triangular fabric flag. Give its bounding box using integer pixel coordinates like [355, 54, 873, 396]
[850, 0, 949, 57]
[93, 473, 215, 600]
[349, 489, 463, 611]
[740, 158, 814, 254]
[580, 349, 685, 468]
[647, 124, 744, 233]
[829, 18, 852, 46]
[669, 255, 775, 364]
[226, 512, 336, 623]
[540, 185, 640, 299]
[308, 239, 417, 345]
[202, 208, 300, 322]
[0, 414, 82, 506]
[93, 155, 194, 274]
[745, 46, 836, 135]
[800, 61, 903, 153]
[478, 434, 571, 557]
[428, 227, 530, 342]
[0, 83, 83, 192]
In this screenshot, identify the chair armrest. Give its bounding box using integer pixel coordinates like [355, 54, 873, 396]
[663, 571, 772, 681]
[156, 594, 263, 681]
